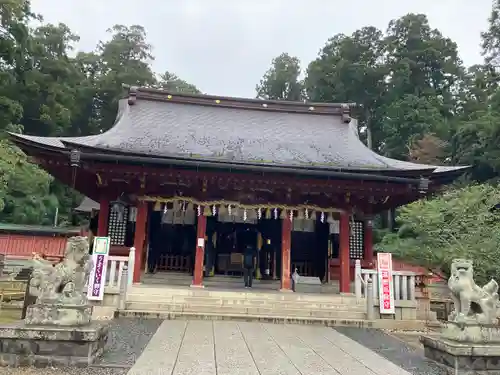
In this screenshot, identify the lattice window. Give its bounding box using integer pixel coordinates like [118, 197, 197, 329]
[349, 220, 364, 259]
[108, 206, 128, 246]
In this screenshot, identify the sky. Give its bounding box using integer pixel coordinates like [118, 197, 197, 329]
[31, 0, 493, 98]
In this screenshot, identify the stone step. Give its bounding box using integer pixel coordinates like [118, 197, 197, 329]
[117, 309, 374, 327]
[126, 295, 364, 310]
[128, 286, 357, 304]
[116, 310, 428, 330]
[125, 302, 366, 319]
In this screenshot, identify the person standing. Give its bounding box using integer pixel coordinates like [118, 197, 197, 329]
[238, 225, 257, 288]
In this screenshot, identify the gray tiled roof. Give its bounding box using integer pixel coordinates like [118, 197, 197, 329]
[74, 197, 99, 212]
[10, 94, 468, 174]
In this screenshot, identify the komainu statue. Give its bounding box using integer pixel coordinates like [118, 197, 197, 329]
[29, 236, 93, 305]
[447, 258, 499, 325]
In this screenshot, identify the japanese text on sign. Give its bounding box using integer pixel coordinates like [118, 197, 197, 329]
[87, 237, 110, 301]
[377, 252, 395, 314]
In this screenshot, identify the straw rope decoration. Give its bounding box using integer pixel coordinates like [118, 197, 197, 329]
[139, 195, 346, 218]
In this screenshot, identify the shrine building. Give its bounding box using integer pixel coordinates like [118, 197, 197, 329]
[8, 86, 467, 293]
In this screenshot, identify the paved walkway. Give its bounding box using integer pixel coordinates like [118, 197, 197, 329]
[127, 321, 411, 375]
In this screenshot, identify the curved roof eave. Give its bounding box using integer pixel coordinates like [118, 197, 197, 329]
[7, 86, 470, 179]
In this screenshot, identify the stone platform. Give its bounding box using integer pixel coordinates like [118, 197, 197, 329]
[24, 304, 92, 326]
[421, 334, 500, 374]
[0, 321, 108, 367]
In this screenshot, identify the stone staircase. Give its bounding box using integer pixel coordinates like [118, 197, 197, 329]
[119, 283, 368, 326]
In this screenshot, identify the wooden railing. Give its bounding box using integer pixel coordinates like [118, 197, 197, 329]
[85, 247, 135, 291]
[156, 254, 191, 272]
[354, 259, 423, 302]
[291, 261, 314, 276]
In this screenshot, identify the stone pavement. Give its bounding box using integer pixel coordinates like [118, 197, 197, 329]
[127, 320, 412, 375]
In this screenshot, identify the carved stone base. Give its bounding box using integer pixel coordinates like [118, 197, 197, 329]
[25, 304, 92, 326]
[442, 321, 500, 343]
[0, 321, 108, 367]
[421, 335, 500, 374]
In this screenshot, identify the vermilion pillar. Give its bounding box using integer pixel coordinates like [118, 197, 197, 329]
[364, 219, 374, 265]
[192, 213, 207, 287]
[280, 214, 292, 291]
[97, 197, 110, 236]
[339, 212, 350, 293]
[133, 201, 148, 283]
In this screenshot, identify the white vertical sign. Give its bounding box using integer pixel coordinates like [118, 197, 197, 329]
[377, 252, 395, 314]
[87, 236, 110, 301]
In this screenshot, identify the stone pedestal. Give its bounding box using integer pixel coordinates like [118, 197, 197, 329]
[0, 321, 109, 367]
[421, 322, 500, 374]
[24, 304, 92, 326]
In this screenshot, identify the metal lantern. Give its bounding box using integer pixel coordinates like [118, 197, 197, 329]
[69, 149, 81, 167]
[111, 199, 126, 222]
[419, 177, 429, 194]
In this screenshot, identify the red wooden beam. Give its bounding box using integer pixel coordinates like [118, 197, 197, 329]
[82, 161, 416, 195]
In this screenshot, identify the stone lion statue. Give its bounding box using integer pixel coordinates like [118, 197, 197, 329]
[447, 258, 499, 325]
[29, 236, 93, 305]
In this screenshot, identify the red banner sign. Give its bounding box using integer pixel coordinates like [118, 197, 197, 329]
[377, 253, 395, 314]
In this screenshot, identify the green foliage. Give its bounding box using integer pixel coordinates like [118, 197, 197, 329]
[376, 184, 500, 284]
[256, 53, 304, 101]
[0, 139, 57, 224]
[0, 1, 200, 226]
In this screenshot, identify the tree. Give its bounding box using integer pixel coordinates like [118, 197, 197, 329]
[481, 0, 500, 68]
[408, 133, 448, 165]
[156, 71, 201, 94]
[256, 53, 304, 101]
[0, 140, 59, 224]
[95, 25, 156, 131]
[376, 184, 500, 285]
[305, 27, 387, 149]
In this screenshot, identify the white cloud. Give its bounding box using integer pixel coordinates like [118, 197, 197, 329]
[31, 0, 492, 97]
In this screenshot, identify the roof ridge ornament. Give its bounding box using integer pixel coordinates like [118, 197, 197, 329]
[128, 86, 138, 105]
[341, 103, 351, 123]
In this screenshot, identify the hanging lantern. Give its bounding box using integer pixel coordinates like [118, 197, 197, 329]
[197, 205, 201, 216]
[173, 200, 180, 212]
[327, 213, 335, 224]
[153, 201, 161, 211]
[219, 204, 227, 216]
[320, 212, 325, 223]
[248, 208, 257, 220]
[274, 208, 278, 220]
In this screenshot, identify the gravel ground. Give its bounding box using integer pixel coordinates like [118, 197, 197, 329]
[335, 327, 447, 375]
[95, 317, 163, 367]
